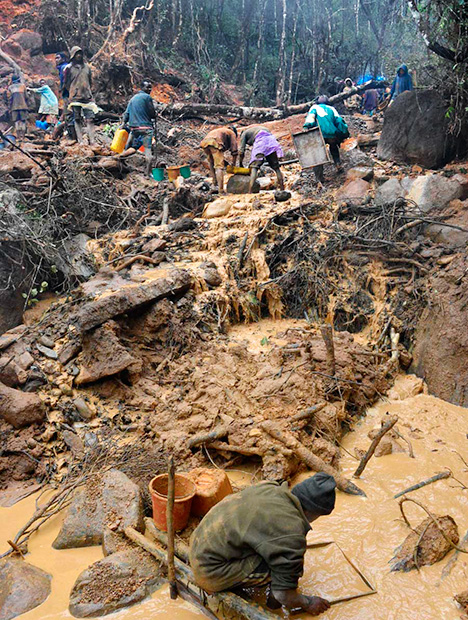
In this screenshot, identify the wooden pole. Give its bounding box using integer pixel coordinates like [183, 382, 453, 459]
[124, 527, 279, 620]
[320, 325, 336, 377]
[353, 415, 398, 478]
[394, 471, 451, 499]
[259, 421, 366, 496]
[167, 456, 177, 600]
[290, 402, 327, 424]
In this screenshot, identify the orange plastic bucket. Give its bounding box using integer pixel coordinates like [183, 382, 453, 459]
[149, 473, 196, 532]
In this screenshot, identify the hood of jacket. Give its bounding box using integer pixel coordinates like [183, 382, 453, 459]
[397, 64, 409, 76]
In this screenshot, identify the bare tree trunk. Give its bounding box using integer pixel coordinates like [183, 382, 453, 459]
[0, 48, 23, 80]
[275, 0, 287, 106]
[252, 0, 268, 86]
[287, 0, 299, 105]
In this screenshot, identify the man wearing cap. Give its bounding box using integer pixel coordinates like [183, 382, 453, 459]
[64, 46, 98, 144]
[190, 473, 336, 616]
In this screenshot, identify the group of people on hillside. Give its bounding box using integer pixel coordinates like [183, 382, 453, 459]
[4, 51, 413, 190]
[4, 45, 96, 145]
[342, 65, 413, 116]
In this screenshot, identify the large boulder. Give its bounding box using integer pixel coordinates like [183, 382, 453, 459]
[75, 321, 140, 385]
[377, 90, 467, 169]
[406, 174, 465, 212]
[335, 179, 371, 205]
[53, 469, 144, 551]
[69, 549, 162, 617]
[0, 558, 51, 620]
[0, 382, 45, 428]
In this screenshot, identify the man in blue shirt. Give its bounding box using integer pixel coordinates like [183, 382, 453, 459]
[122, 80, 156, 176]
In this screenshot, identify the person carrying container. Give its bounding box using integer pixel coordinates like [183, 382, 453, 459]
[190, 473, 336, 616]
[64, 46, 98, 145]
[238, 125, 284, 193]
[7, 75, 29, 143]
[303, 96, 349, 184]
[122, 79, 156, 176]
[200, 126, 238, 193]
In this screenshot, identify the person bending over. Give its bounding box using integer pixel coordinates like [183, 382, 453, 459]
[190, 473, 336, 616]
[239, 125, 285, 193]
[200, 126, 238, 193]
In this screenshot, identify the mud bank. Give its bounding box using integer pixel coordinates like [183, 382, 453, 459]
[1, 374, 467, 620]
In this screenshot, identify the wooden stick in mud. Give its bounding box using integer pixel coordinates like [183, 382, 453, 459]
[290, 402, 327, 424]
[353, 414, 398, 478]
[206, 441, 265, 457]
[394, 471, 451, 499]
[259, 421, 366, 496]
[124, 527, 279, 620]
[167, 456, 177, 600]
[319, 324, 336, 377]
[187, 426, 228, 450]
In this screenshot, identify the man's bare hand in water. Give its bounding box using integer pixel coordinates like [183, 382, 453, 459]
[272, 589, 330, 616]
[302, 595, 331, 616]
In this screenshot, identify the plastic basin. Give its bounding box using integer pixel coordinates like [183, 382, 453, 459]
[152, 168, 165, 181]
[180, 165, 191, 179]
[149, 473, 196, 532]
[167, 166, 181, 182]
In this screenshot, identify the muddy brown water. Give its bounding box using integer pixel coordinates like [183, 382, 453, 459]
[1, 375, 467, 620]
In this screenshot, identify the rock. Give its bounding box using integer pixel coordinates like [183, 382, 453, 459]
[75, 269, 191, 332]
[73, 397, 94, 421]
[274, 190, 292, 202]
[424, 223, 468, 248]
[62, 430, 85, 460]
[58, 339, 82, 365]
[141, 238, 167, 253]
[377, 90, 467, 169]
[39, 335, 55, 349]
[53, 469, 144, 550]
[374, 170, 390, 186]
[346, 166, 374, 182]
[0, 326, 27, 351]
[201, 267, 222, 288]
[390, 515, 459, 572]
[76, 322, 140, 385]
[36, 343, 58, 360]
[0, 557, 51, 620]
[335, 179, 370, 205]
[257, 177, 275, 190]
[9, 30, 43, 54]
[226, 174, 259, 194]
[202, 197, 233, 218]
[0, 357, 28, 387]
[406, 174, 465, 213]
[0, 382, 46, 428]
[343, 146, 373, 168]
[56, 234, 96, 280]
[375, 177, 412, 206]
[69, 549, 162, 618]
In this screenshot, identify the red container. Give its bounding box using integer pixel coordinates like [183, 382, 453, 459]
[149, 473, 196, 532]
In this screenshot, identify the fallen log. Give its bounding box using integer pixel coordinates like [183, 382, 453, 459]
[187, 426, 229, 450]
[206, 441, 265, 457]
[158, 81, 387, 122]
[259, 421, 365, 496]
[146, 517, 190, 561]
[124, 526, 278, 620]
[353, 415, 398, 478]
[394, 471, 451, 499]
[319, 324, 336, 378]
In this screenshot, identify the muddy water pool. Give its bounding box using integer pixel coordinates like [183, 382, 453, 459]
[1, 375, 467, 620]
